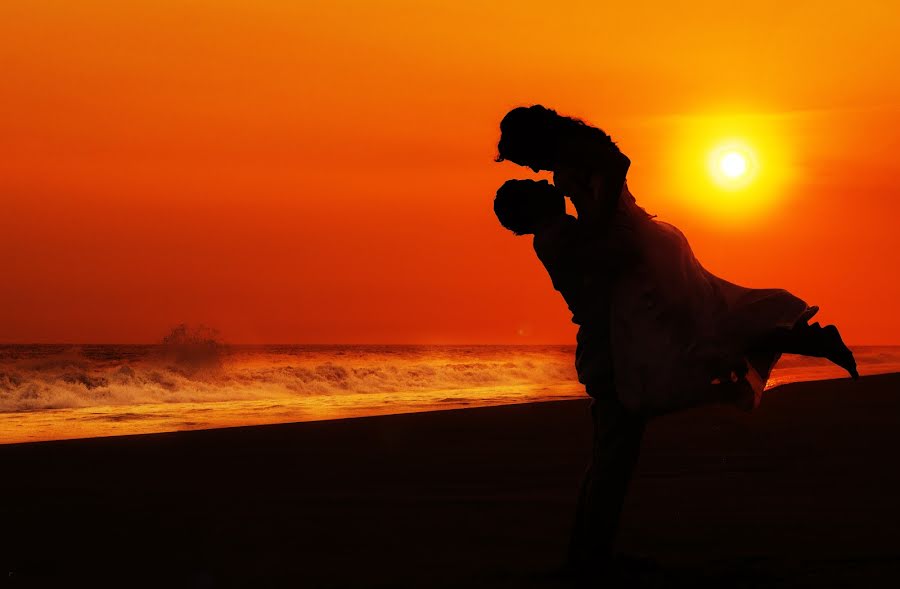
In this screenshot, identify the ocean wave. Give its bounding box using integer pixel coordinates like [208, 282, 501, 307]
[1, 344, 897, 413]
[0, 346, 578, 411]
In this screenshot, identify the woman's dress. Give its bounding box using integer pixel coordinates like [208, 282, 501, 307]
[561, 172, 816, 415]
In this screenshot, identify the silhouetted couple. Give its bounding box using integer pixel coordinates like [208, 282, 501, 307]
[493, 105, 858, 584]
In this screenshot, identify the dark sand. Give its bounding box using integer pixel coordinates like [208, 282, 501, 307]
[2, 374, 899, 588]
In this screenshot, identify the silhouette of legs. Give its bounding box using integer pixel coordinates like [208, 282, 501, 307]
[568, 389, 646, 582]
[762, 321, 858, 379]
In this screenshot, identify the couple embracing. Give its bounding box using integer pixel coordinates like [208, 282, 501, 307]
[492, 105, 858, 582]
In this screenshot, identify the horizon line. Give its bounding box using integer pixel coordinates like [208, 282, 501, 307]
[0, 341, 892, 347]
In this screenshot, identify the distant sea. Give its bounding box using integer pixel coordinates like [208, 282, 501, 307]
[2, 344, 898, 444]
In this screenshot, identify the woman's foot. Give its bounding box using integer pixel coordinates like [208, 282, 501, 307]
[820, 324, 859, 380]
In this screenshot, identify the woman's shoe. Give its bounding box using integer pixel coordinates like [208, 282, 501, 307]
[821, 324, 859, 380]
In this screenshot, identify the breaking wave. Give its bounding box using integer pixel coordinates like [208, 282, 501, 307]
[1, 344, 897, 413]
[0, 345, 578, 411]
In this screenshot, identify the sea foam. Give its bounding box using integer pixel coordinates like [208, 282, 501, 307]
[1, 345, 897, 443]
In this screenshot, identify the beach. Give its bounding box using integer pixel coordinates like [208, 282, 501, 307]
[1, 372, 898, 587]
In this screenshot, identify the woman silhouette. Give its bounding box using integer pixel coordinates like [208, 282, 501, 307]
[495, 104, 858, 580]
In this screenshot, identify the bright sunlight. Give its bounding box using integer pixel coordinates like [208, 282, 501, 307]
[707, 140, 758, 190]
[667, 113, 793, 226]
[719, 151, 747, 178]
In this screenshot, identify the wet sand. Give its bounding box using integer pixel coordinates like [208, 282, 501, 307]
[1, 373, 899, 587]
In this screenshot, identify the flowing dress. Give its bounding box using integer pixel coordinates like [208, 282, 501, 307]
[557, 173, 816, 415]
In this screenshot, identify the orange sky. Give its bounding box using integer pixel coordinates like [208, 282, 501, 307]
[1, 1, 898, 344]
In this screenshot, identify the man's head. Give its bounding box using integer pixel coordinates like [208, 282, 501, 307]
[493, 179, 566, 235]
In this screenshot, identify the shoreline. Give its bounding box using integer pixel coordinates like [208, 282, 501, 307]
[2, 373, 899, 587]
[0, 370, 883, 446]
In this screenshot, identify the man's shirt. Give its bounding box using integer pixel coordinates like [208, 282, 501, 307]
[532, 214, 614, 392]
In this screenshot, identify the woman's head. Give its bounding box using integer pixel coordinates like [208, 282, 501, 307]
[496, 104, 621, 173]
[496, 105, 561, 172]
[493, 179, 565, 235]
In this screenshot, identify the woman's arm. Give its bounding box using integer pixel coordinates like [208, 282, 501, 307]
[555, 145, 630, 226]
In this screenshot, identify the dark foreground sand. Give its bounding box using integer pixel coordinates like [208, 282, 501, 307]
[2, 374, 899, 588]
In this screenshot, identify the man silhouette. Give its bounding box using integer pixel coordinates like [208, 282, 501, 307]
[494, 179, 643, 581]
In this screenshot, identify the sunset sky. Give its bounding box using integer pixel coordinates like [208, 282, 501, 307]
[2, 1, 898, 344]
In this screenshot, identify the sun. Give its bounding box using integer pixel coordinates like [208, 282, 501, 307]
[719, 151, 747, 178]
[668, 113, 793, 226]
[707, 141, 758, 190]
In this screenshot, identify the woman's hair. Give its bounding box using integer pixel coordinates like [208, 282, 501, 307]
[496, 104, 620, 171]
[493, 179, 565, 236]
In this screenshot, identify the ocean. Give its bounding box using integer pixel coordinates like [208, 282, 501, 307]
[2, 344, 898, 444]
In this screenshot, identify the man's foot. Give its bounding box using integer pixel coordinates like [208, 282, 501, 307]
[561, 558, 614, 588]
[562, 554, 662, 588]
[821, 324, 859, 380]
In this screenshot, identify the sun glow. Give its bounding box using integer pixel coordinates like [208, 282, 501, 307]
[707, 140, 758, 190]
[668, 113, 793, 225]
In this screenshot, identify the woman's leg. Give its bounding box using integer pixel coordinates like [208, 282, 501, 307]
[759, 321, 858, 379]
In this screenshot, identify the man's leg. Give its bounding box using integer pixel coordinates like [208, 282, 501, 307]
[568, 389, 646, 579]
